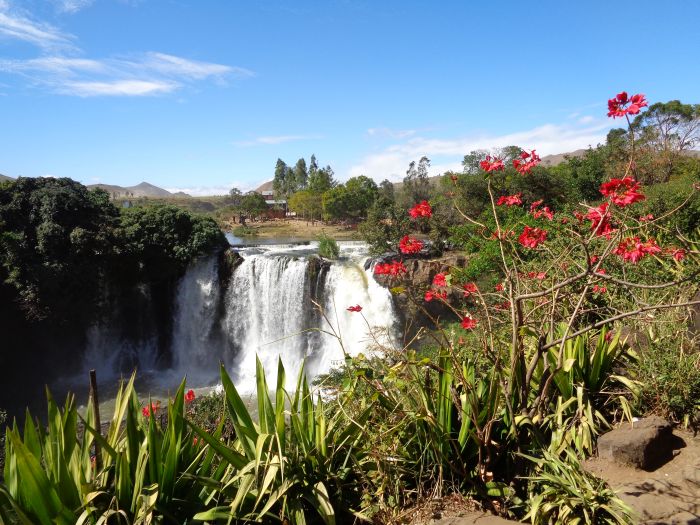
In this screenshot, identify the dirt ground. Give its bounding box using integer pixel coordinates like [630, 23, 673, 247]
[224, 218, 360, 240]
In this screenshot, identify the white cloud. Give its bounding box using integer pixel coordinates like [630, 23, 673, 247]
[348, 120, 612, 182]
[53, 0, 94, 13]
[0, 3, 250, 97]
[165, 183, 252, 197]
[0, 3, 74, 49]
[235, 135, 321, 147]
[61, 79, 177, 96]
[0, 51, 245, 97]
[578, 115, 595, 124]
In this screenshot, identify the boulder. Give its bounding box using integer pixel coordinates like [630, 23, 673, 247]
[597, 416, 678, 471]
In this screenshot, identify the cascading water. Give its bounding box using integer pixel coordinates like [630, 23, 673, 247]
[84, 241, 399, 394]
[220, 241, 398, 392]
[171, 255, 223, 379]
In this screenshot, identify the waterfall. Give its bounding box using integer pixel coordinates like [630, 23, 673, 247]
[171, 255, 223, 379]
[83, 241, 399, 394]
[220, 242, 399, 391]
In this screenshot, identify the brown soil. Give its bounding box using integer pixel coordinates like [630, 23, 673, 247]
[224, 218, 360, 240]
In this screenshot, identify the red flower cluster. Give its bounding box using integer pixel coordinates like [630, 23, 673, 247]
[399, 235, 424, 254]
[494, 282, 504, 292]
[513, 149, 541, 175]
[530, 200, 554, 220]
[374, 260, 407, 276]
[639, 214, 654, 222]
[425, 289, 447, 302]
[669, 248, 686, 261]
[607, 92, 648, 118]
[347, 305, 363, 312]
[587, 202, 615, 238]
[461, 314, 478, 330]
[185, 389, 196, 403]
[600, 177, 646, 207]
[142, 401, 161, 418]
[592, 285, 607, 294]
[409, 200, 432, 219]
[433, 273, 448, 287]
[480, 155, 505, 173]
[518, 226, 548, 249]
[613, 237, 661, 263]
[496, 193, 523, 207]
[463, 282, 478, 296]
[525, 271, 547, 280]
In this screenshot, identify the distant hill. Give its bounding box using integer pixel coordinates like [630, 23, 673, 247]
[88, 181, 176, 198]
[539, 149, 588, 167]
[0, 173, 13, 182]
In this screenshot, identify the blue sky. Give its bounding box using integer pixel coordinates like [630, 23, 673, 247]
[1, 0, 698, 195]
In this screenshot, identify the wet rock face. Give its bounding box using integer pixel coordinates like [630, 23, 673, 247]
[597, 416, 679, 471]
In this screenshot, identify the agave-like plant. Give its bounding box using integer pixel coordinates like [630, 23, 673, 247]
[0, 375, 216, 524]
[191, 357, 371, 524]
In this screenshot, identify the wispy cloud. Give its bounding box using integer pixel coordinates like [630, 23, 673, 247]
[234, 134, 321, 147]
[164, 183, 251, 197]
[348, 120, 612, 182]
[0, 3, 252, 96]
[52, 0, 94, 14]
[0, 2, 74, 49]
[0, 51, 249, 97]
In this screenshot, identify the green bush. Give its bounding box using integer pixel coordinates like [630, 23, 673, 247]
[232, 225, 258, 237]
[318, 233, 340, 259]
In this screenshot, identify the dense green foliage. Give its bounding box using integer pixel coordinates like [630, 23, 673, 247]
[317, 233, 340, 259]
[0, 177, 227, 322]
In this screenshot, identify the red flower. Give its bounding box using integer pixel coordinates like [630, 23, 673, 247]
[613, 237, 661, 264]
[639, 214, 654, 222]
[600, 177, 646, 207]
[374, 261, 408, 276]
[433, 273, 448, 287]
[560, 217, 569, 225]
[398, 235, 424, 254]
[480, 155, 505, 173]
[607, 92, 648, 118]
[518, 226, 548, 249]
[497, 193, 523, 207]
[669, 248, 686, 261]
[409, 200, 432, 219]
[526, 271, 547, 280]
[142, 401, 160, 418]
[425, 289, 447, 302]
[494, 282, 504, 292]
[461, 314, 478, 330]
[347, 305, 363, 312]
[592, 284, 607, 294]
[450, 174, 459, 184]
[586, 203, 615, 238]
[495, 301, 511, 310]
[530, 200, 554, 220]
[513, 149, 541, 175]
[185, 389, 196, 403]
[463, 282, 478, 296]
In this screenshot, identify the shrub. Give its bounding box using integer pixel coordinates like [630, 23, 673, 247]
[318, 233, 340, 259]
[232, 224, 258, 237]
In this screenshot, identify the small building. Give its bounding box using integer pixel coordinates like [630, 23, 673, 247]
[254, 180, 288, 217]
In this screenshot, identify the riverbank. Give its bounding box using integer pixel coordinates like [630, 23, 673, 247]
[223, 217, 360, 240]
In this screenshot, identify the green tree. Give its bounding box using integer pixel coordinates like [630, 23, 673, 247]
[322, 185, 349, 221]
[379, 179, 395, 203]
[344, 175, 379, 218]
[400, 156, 432, 208]
[308, 164, 336, 194]
[241, 192, 269, 219]
[0, 177, 118, 321]
[358, 199, 411, 254]
[273, 159, 289, 198]
[288, 190, 322, 221]
[632, 100, 700, 181]
[293, 158, 308, 190]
